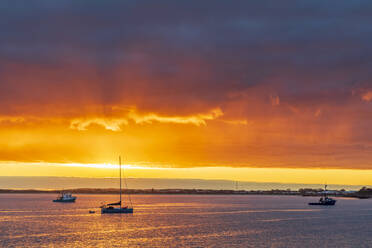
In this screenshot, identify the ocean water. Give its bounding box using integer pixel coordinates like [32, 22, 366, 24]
[0, 194, 371, 247]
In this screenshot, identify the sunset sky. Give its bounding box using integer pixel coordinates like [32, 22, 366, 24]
[1, 1, 372, 185]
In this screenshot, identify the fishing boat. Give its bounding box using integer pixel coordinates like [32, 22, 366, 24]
[308, 185, 336, 206]
[53, 192, 77, 202]
[101, 156, 133, 214]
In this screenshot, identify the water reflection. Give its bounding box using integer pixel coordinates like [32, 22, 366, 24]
[0, 194, 371, 247]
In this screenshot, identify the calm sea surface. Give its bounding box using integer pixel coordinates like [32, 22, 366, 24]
[0, 194, 371, 247]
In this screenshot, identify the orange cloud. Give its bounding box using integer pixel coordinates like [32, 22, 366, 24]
[314, 109, 322, 118]
[69, 108, 224, 131]
[0, 116, 26, 124]
[270, 94, 280, 106]
[361, 91, 372, 102]
[70, 118, 128, 131]
[220, 119, 249, 125]
[128, 108, 223, 126]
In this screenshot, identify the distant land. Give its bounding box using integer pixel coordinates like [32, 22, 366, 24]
[0, 176, 369, 191]
[1, 187, 372, 199]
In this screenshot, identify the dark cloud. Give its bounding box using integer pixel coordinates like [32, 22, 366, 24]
[1, 0, 372, 108]
[1, 1, 372, 106]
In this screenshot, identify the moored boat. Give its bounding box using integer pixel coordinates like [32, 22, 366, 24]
[53, 192, 76, 202]
[308, 185, 336, 206]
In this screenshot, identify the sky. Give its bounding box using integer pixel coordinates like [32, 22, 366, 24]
[1, 1, 372, 185]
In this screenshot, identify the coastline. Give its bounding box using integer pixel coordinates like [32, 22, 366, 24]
[0, 188, 370, 198]
[0, 188, 299, 195]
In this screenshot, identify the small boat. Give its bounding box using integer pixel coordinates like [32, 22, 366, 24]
[101, 156, 134, 214]
[53, 192, 77, 202]
[308, 185, 336, 206]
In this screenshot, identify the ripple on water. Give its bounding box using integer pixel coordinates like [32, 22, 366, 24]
[1, 194, 372, 247]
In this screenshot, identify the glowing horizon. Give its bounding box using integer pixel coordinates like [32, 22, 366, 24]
[2, 161, 372, 186]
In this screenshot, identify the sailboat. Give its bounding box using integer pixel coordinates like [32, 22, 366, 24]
[308, 184, 336, 206]
[100, 156, 134, 214]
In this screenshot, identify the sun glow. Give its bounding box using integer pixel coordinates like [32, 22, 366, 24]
[1, 161, 372, 186]
[61, 162, 165, 170]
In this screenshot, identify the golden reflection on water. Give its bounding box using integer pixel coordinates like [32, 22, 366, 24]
[1, 194, 372, 247]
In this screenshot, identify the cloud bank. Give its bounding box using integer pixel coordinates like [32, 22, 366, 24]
[1, 0, 372, 169]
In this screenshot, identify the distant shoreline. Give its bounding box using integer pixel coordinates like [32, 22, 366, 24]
[0, 188, 370, 198]
[0, 176, 368, 191]
[0, 188, 299, 195]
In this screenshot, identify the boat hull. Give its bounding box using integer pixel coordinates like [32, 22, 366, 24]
[101, 207, 133, 214]
[308, 200, 336, 206]
[53, 197, 76, 203]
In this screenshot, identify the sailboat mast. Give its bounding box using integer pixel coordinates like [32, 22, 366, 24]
[119, 156, 122, 207]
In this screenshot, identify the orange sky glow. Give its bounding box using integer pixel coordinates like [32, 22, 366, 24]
[2, 1, 372, 186]
[2, 97, 372, 185]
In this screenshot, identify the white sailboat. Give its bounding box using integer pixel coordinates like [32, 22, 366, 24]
[100, 156, 133, 214]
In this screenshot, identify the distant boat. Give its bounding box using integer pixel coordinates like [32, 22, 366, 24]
[100, 156, 134, 214]
[308, 185, 336, 206]
[53, 192, 76, 202]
